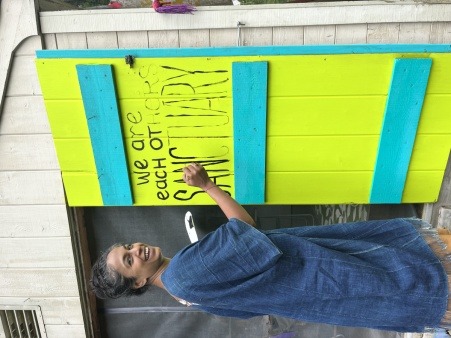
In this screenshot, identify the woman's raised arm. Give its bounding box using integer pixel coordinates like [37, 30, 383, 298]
[182, 163, 256, 227]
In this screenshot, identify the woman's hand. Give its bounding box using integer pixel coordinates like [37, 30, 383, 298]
[182, 163, 215, 191]
[182, 163, 255, 226]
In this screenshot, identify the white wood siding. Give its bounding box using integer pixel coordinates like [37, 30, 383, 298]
[0, 33, 85, 338]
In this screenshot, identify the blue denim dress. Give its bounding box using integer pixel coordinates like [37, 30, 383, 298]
[161, 218, 448, 332]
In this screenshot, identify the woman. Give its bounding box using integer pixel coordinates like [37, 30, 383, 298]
[91, 163, 451, 333]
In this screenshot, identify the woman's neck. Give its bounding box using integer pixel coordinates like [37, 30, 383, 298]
[147, 257, 170, 289]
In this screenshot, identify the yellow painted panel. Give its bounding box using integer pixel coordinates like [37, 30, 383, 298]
[132, 172, 234, 205]
[267, 54, 395, 97]
[114, 57, 233, 99]
[119, 97, 232, 139]
[36, 59, 84, 100]
[267, 96, 386, 136]
[54, 139, 96, 172]
[266, 172, 372, 204]
[418, 95, 451, 134]
[426, 54, 451, 94]
[402, 171, 445, 203]
[36, 52, 451, 206]
[267, 136, 379, 172]
[45, 100, 89, 138]
[62, 172, 103, 206]
[409, 135, 451, 170]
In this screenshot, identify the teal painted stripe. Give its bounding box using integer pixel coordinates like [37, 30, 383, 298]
[232, 62, 268, 204]
[370, 58, 432, 204]
[36, 44, 451, 59]
[76, 65, 133, 206]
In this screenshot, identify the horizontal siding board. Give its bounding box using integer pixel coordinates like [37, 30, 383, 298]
[0, 268, 79, 297]
[0, 297, 83, 325]
[0, 205, 70, 238]
[6, 55, 42, 97]
[0, 238, 74, 268]
[0, 171, 65, 205]
[0, 96, 50, 135]
[0, 135, 59, 170]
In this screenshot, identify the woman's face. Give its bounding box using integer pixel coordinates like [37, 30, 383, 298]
[106, 242, 163, 288]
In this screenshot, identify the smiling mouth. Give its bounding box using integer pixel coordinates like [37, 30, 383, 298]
[144, 246, 149, 261]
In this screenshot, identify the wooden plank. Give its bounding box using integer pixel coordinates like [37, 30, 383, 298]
[45, 100, 90, 138]
[0, 268, 79, 297]
[39, 4, 451, 33]
[0, 96, 50, 135]
[418, 95, 451, 133]
[45, 324, 86, 338]
[62, 173, 103, 206]
[86, 32, 118, 49]
[0, 205, 69, 238]
[6, 55, 42, 97]
[118, 31, 149, 48]
[398, 22, 431, 43]
[425, 54, 451, 94]
[370, 58, 432, 203]
[335, 24, 367, 44]
[54, 139, 96, 172]
[367, 23, 399, 43]
[266, 135, 379, 172]
[209, 28, 235, 47]
[268, 54, 393, 97]
[409, 135, 451, 171]
[240, 27, 272, 46]
[430, 22, 451, 43]
[272, 27, 304, 46]
[304, 25, 335, 45]
[0, 297, 83, 325]
[0, 171, 65, 205]
[43, 33, 58, 50]
[266, 171, 372, 204]
[267, 96, 386, 136]
[148, 30, 180, 48]
[76, 65, 133, 206]
[179, 29, 210, 47]
[0, 135, 59, 170]
[55, 32, 87, 49]
[0, 238, 74, 268]
[232, 62, 267, 204]
[403, 170, 446, 203]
